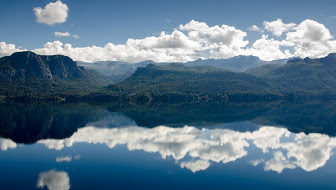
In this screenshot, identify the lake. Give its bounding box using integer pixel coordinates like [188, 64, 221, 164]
[0, 99, 336, 190]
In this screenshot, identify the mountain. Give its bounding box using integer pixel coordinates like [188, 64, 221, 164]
[250, 53, 336, 96]
[0, 51, 112, 99]
[103, 63, 280, 102]
[0, 51, 86, 80]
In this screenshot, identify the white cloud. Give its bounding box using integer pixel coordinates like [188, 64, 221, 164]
[37, 170, 70, 190]
[0, 42, 26, 57]
[33, 30, 203, 63]
[2, 19, 336, 62]
[180, 20, 249, 59]
[244, 34, 294, 61]
[286, 19, 336, 58]
[248, 25, 261, 32]
[54, 32, 71, 37]
[34, 0, 69, 25]
[54, 32, 79, 39]
[263, 18, 296, 36]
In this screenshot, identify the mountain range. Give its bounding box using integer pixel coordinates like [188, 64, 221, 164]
[78, 55, 292, 82]
[0, 51, 336, 102]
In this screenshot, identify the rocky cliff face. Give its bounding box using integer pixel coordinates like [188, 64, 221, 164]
[0, 51, 85, 80]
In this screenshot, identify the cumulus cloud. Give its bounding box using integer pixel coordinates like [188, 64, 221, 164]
[37, 124, 336, 173]
[263, 18, 296, 36]
[72, 34, 80, 39]
[37, 170, 70, 190]
[244, 34, 294, 61]
[33, 31, 202, 63]
[286, 19, 336, 58]
[0, 42, 26, 57]
[34, 0, 69, 25]
[180, 20, 249, 59]
[54, 32, 71, 37]
[2, 19, 336, 62]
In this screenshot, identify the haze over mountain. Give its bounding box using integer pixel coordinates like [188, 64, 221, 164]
[78, 55, 292, 82]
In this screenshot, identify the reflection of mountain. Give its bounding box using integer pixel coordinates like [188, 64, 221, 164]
[0, 103, 110, 143]
[106, 101, 270, 127]
[107, 100, 336, 136]
[253, 100, 336, 135]
[1, 99, 336, 144]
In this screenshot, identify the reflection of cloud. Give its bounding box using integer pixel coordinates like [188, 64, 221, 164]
[37, 170, 70, 190]
[56, 155, 81, 163]
[37, 126, 336, 173]
[74, 155, 81, 160]
[56, 156, 71, 162]
[0, 138, 17, 151]
[264, 151, 296, 173]
[180, 160, 210, 173]
[255, 132, 336, 173]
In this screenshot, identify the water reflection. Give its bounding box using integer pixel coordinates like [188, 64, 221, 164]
[33, 125, 336, 173]
[56, 155, 80, 163]
[37, 170, 70, 190]
[0, 101, 336, 190]
[0, 138, 16, 151]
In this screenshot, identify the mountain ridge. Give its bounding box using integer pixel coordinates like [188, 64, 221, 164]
[77, 55, 294, 82]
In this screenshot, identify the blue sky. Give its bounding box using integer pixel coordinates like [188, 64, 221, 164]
[1, 0, 336, 62]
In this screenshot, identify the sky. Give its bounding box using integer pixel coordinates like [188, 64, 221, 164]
[1, 0, 336, 63]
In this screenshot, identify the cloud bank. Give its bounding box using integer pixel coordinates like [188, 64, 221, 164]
[34, 0, 69, 25]
[2, 19, 336, 63]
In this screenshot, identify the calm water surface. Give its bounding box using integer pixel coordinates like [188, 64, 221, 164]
[0, 100, 336, 190]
